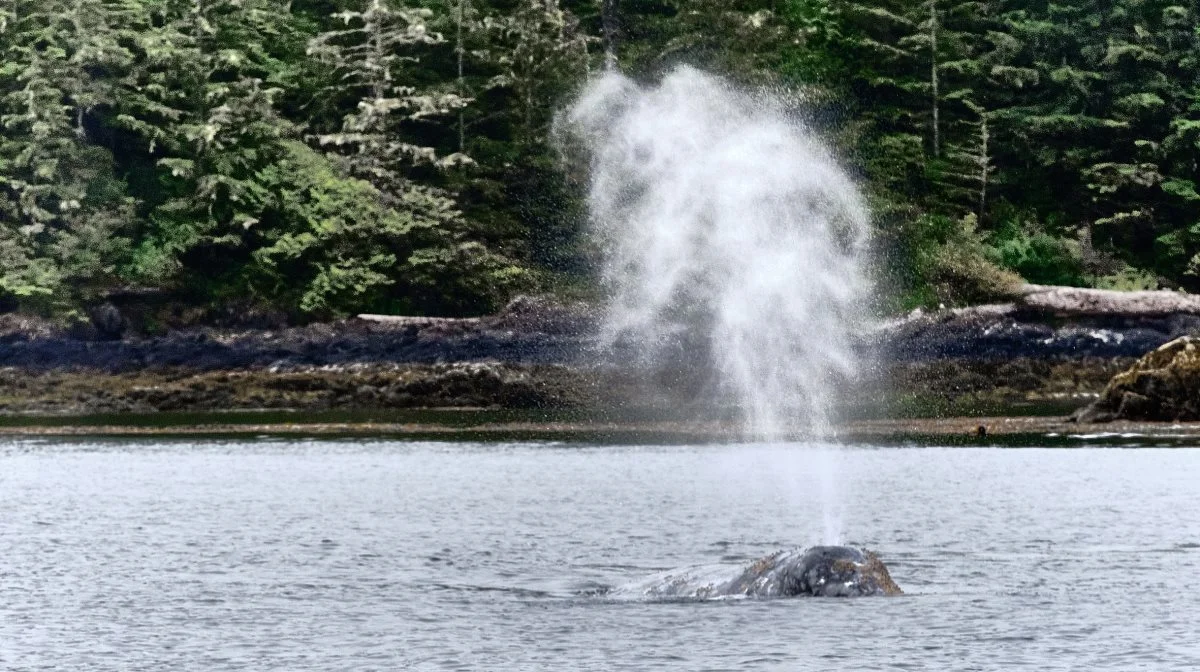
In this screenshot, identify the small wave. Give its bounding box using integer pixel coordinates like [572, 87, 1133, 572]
[1068, 432, 1148, 440]
[575, 582, 613, 597]
[425, 583, 552, 599]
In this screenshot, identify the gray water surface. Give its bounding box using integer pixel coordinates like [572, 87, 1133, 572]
[2, 439, 1199, 670]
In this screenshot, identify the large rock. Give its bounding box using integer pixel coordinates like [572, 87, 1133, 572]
[90, 302, 127, 340]
[876, 285, 1200, 362]
[1072, 336, 1200, 422]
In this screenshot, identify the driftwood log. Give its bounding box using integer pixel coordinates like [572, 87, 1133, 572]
[1017, 284, 1200, 317]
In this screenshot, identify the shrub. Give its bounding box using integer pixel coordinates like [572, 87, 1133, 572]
[988, 220, 1087, 287]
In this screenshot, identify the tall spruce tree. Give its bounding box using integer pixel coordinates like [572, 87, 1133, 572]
[0, 0, 134, 309]
[110, 0, 300, 295]
[1085, 0, 1200, 284]
[303, 0, 528, 314]
[485, 0, 589, 145]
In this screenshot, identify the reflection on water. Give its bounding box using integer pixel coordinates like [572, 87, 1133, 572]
[2, 440, 1199, 670]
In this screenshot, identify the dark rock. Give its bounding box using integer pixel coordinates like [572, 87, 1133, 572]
[876, 307, 1200, 362]
[90, 303, 126, 340]
[2, 285, 1199, 415]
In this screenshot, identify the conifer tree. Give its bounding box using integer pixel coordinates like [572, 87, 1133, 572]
[0, 0, 134, 308]
[305, 0, 527, 315]
[660, 1, 788, 81]
[485, 0, 589, 146]
[107, 1, 293, 297]
[912, 0, 1000, 220]
[1074, 2, 1197, 282]
[827, 0, 925, 195]
[308, 0, 469, 187]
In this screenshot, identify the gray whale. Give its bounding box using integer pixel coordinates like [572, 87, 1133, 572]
[617, 546, 901, 599]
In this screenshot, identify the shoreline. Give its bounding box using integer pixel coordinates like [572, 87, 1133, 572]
[3, 412, 1199, 445]
[4, 286, 1200, 423]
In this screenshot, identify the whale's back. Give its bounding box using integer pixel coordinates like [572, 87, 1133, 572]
[790, 546, 902, 597]
[608, 546, 900, 600]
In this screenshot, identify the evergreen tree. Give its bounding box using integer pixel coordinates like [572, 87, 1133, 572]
[485, 0, 590, 145]
[1085, 0, 1200, 284]
[308, 0, 469, 186]
[306, 0, 529, 314]
[0, 0, 134, 309]
[109, 0, 301, 294]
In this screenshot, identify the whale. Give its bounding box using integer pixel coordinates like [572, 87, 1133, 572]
[613, 546, 902, 600]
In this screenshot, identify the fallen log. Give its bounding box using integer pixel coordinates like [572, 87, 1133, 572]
[1018, 284, 1200, 317]
[355, 314, 481, 327]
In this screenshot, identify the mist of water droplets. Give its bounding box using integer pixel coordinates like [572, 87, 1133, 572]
[565, 66, 871, 439]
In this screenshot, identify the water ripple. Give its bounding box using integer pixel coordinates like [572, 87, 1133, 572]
[3, 440, 1200, 670]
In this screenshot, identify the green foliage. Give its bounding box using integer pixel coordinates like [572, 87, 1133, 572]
[779, 0, 1200, 303]
[0, 0, 556, 318]
[989, 223, 1087, 288]
[4, 0, 1200, 321]
[0, 0, 135, 309]
[1093, 265, 1159, 291]
[252, 142, 403, 314]
[908, 214, 1024, 307]
[254, 141, 528, 317]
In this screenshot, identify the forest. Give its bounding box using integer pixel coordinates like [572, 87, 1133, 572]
[1, 0, 1198, 320]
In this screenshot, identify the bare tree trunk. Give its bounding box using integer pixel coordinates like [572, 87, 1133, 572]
[369, 0, 385, 101]
[602, 0, 619, 68]
[1080, 220, 1096, 282]
[456, 0, 465, 152]
[978, 111, 988, 222]
[930, 1, 939, 158]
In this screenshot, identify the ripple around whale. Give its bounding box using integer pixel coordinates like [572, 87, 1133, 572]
[603, 546, 902, 601]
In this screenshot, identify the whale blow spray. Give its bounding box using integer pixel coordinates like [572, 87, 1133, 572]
[565, 67, 872, 439]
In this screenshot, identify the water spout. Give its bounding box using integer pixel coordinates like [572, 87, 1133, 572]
[565, 67, 871, 439]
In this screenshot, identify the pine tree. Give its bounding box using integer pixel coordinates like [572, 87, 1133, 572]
[308, 0, 470, 188]
[484, 0, 590, 146]
[912, 0, 1001, 220]
[995, 3, 1114, 228]
[100, 0, 303, 294]
[305, 0, 529, 314]
[826, 0, 925, 196]
[1083, 0, 1200, 284]
[660, 1, 788, 81]
[0, 0, 135, 308]
[1155, 4, 1200, 281]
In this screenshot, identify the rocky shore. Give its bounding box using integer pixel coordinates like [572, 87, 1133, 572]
[872, 285, 1200, 413]
[1, 286, 1198, 418]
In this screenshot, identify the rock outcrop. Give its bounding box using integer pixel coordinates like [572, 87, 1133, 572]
[0, 362, 597, 414]
[1072, 336, 1200, 422]
[3, 287, 1200, 415]
[876, 284, 1200, 362]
